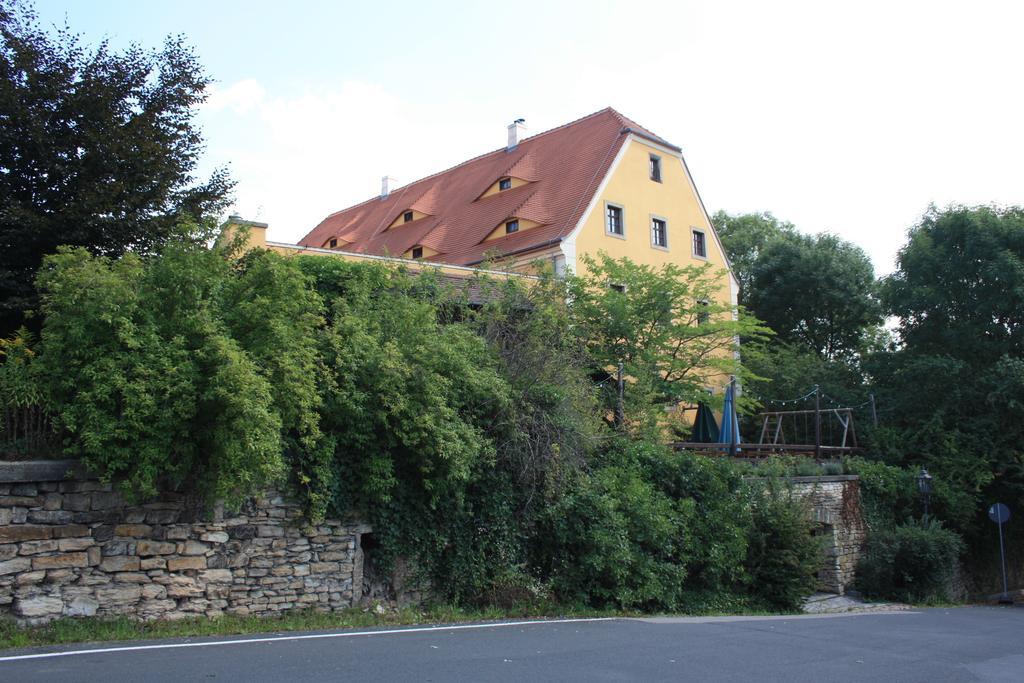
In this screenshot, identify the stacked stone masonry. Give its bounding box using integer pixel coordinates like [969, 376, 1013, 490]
[0, 463, 370, 625]
[788, 475, 867, 594]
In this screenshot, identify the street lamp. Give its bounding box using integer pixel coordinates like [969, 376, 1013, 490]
[917, 468, 933, 522]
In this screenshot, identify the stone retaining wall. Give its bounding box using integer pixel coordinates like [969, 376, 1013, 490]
[787, 475, 866, 594]
[0, 461, 369, 624]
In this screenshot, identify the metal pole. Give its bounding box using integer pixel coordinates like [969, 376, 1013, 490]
[997, 518, 1010, 602]
[814, 384, 821, 461]
[729, 377, 737, 458]
[869, 393, 878, 428]
[615, 363, 625, 431]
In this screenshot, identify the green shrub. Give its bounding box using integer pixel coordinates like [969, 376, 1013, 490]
[33, 242, 323, 505]
[856, 519, 964, 603]
[645, 449, 752, 593]
[0, 328, 58, 457]
[744, 484, 821, 610]
[539, 449, 691, 610]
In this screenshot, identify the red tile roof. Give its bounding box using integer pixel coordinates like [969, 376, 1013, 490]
[298, 108, 678, 266]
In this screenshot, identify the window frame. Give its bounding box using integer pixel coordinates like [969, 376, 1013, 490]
[650, 214, 669, 250]
[604, 201, 626, 239]
[649, 154, 662, 183]
[328, 238, 338, 249]
[691, 228, 708, 259]
[696, 298, 710, 325]
[411, 246, 423, 259]
[403, 211, 414, 223]
[498, 177, 512, 191]
[505, 219, 520, 234]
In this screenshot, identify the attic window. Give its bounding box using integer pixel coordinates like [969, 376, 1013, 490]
[505, 220, 519, 234]
[649, 154, 662, 182]
[498, 177, 512, 191]
[411, 246, 423, 259]
[403, 211, 414, 223]
[328, 238, 338, 248]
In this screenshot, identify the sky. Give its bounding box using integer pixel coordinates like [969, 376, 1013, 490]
[31, 0, 1024, 275]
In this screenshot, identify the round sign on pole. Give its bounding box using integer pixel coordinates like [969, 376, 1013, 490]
[988, 503, 1011, 524]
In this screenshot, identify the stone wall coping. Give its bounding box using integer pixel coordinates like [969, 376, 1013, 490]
[0, 459, 90, 483]
[743, 474, 860, 484]
[783, 475, 860, 483]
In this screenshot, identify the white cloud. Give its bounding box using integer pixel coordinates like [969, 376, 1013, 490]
[198, 80, 528, 244]
[196, 1, 1024, 276]
[203, 79, 266, 114]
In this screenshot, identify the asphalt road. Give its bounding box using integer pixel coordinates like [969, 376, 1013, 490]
[1, 607, 1021, 682]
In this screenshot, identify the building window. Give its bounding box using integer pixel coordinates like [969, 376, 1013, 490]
[697, 299, 710, 325]
[403, 211, 414, 223]
[411, 246, 423, 259]
[692, 229, 707, 258]
[649, 154, 662, 182]
[505, 219, 519, 234]
[610, 283, 626, 294]
[651, 217, 668, 248]
[499, 177, 512, 191]
[328, 238, 338, 249]
[606, 203, 625, 236]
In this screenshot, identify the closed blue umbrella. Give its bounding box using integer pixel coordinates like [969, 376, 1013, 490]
[718, 380, 741, 454]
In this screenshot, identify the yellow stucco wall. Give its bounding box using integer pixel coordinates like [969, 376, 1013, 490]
[571, 138, 732, 306]
[569, 138, 737, 400]
[219, 218, 268, 251]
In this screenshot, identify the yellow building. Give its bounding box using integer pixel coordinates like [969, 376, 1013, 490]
[228, 108, 736, 307]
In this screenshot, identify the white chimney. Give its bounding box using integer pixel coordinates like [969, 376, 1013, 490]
[507, 119, 527, 151]
[380, 175, 398, 199]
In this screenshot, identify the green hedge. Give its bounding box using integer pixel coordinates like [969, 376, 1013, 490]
[857, 519, 964, 603]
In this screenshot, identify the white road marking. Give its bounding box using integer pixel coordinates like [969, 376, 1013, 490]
[637, 610, 916, 624]
[0, 617, 616, 663]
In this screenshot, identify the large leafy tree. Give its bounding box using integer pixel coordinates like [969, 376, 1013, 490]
[869, 205, 1024, 536]
[0, 1, 233, 333]
[713, 211, 881, 438]
[711, 210, 796, 304]
[884, 205, 1024, 365]
[566, 253, 770, 431]
[746, 233, 881, 360]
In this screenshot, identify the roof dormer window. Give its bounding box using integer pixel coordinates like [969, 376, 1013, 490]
[499, 177, 512, 191]
[329, 238, 338, 248]
[411, 246, 423, 259]
[505, 220, 519, 234]
[403, 211, 414, 223]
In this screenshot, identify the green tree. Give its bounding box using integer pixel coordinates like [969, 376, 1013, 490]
[711, 210, 796, 304]
[747, 233, 881, 360]
[0, 1, 233, 333]
[883, 205, 1024, 365]
[566, 253, 770, 432]
[868, 205, 1024, 541]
